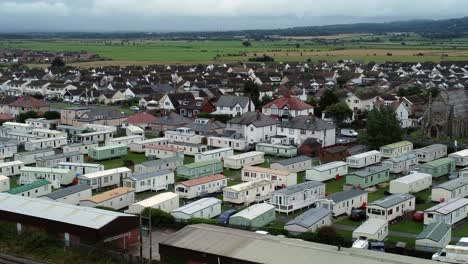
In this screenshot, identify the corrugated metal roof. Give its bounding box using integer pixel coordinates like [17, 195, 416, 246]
[43, 184, 92, 200]
[171, 198, 221, 215]
[369, 193, 414, 209]
[231, 203, 275, 220]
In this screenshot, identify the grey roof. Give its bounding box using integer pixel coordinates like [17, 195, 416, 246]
[369, 193, 414, 209]
[43, 184, 92, 200]
[348, 166, 389, 178]
[171, 198, 221, 215]
[435, 177, 468, 191]
[273, 155, 311, 166]
[216, 95, 250, 108]
[425, 198, 468, 215]
[170, 141, 207, 148]
[278, 115, 335, 131]
[15, 148, 55, 156]
[36, 151, 82, 161]
[274, 181, 324, 196]
[327, 189, 367, 203]
[153, 112, 192, 126]
[384, 153, 417, 163]
[187, 121, 226, 133]
[416, 222, 451, 242]
[228, 111, 278, 127]
[413, 144, 447, 153]
[129, 169, 173, 181]
[139, 157, 183, 167]
[285, 207, 330, 228]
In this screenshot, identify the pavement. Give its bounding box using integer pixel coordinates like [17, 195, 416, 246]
[129, 228, 177, 261]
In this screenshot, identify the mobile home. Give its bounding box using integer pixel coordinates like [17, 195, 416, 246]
[77, 167, 131, 190]
[0, 160, 24, 177]
[14, 148, 55, 165]
[88, 144, 128, 161]
[306, 161, 348, 182]
[80, 187, 135, 210]
[175, 174, 227, 199]
[346, 150, 382, 169]
[124, 192, 179, 214]
[129, 138, 169, 153]
[7, 179, 52, 198]
[75, 130, 115, 144]
[0, 142, 18, 159]
[381, 153, 419, 174]
[432, 177, 468, 202]
[24, 136, 68, 151]
[418, 158, 456, 178]
[57, 162, 104, 175]
[62, 142, 99, 155]
[270, 181, 325, 214]
[207, 136, 249, 151]
[41, 184, 92, 205]
[366, 193, 415, 222]
[380, 141, 413, 159]
[177, 160, 224, 179]
[352, 218, 388, 241]
[424, 198, 468, 226]
[415, 222, 452, 253]
[223, 179, 274, 205]
[224, 151, 265, 170]
[319, 189, 368, 217]
[0, 175, 10, 192]
[345, 166, 390, 189]
[123, 169, 175, 193]
[36, 151, 83, 168]
[448, 149, 468, 167]
[241, 166, 297, 188]
[171, 198, 222, 221]
[165, 127, 205, 144]
[144, 145, 184, 159]
[168, 142, 208, 156]
[285, 207, 332, 234]
[389, 173, 432, 194]
[255, 143, 297, 158]
[194, 147, 234, 163]
[229, 203, 276, 228]
[134, 157, 183, 174]
[270, 155, 313, 173]
[105, 135, 144, 146]
[19, 167, 75, 186]
[413, 144, 447, 163]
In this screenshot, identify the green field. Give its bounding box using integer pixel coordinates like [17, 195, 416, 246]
[3, 35, 468, 66]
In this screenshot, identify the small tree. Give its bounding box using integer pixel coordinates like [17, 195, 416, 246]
[51, 57, 65, 68]
[18, 111, 38, 123]
[243, 80, 260, 108]
[259, 94, 274, 106]
[326, 102, 353, 126]
[362, 106, 403, 149]
[319, 90, 339, 112]
[43, 111, 61, 120]
[242, 41, 252, 47]
[142, 208, 175, 228]
[122, 159, 135, 167]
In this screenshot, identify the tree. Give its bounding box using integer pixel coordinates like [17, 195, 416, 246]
[142, 208, 175, 228]
[319, 90, 339, 112]
[51, 57, 65, 68]
[259, 94, 274, 106]
[18, 111, 38, 123]
[363, 106, 403, 149]
[242, 41, 252, 47]
[122, 159, 135, 167]
[429, 87, 440, 98]
[326, 102, 353, 126]
[42, 111, 60, 120]
[243, 80, 260, 108]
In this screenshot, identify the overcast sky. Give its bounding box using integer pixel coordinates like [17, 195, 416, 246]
[1, 0, 467, 32]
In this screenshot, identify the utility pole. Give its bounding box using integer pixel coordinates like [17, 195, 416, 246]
[149, 209, 153, 262]
[139, 214, 143, 263]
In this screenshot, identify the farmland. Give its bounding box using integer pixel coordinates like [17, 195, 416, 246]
[3, 34, 468, 67]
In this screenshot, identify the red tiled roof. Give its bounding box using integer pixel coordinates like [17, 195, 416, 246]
[262, 96, 313, 110]
[178, 174, 226, 187]
[126, 112, 158, 124]
[8, 96, 49, 108]
[0, 114, 14, 120]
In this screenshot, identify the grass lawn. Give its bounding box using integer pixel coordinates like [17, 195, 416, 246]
[336, 229, 353, 239]
[86, 152, 148, 170]
[368, 187, 388, 203]
[335, 217, 363, 227]
[385, 235, 416, 248]
[9, 176, 18, 189]
[453, 224, 468, 237]
[325, 177, 346, 194]
[389, 219, 424, 234]
[183, 155, 194, 165]
[297, 172, 305, 183]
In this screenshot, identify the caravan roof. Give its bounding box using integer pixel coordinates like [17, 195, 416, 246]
[172, 198, 221, 215]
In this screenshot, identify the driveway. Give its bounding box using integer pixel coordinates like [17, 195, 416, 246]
[129, 228, 177, 261]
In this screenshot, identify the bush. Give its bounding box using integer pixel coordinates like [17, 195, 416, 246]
[142, 208, 175, 228]
[122, 159, 135, 167]
[42, 111, 61, 120]
[95, 206, 118, 211]
[197, 112, 231, 123]
[187, 218, 220, 225]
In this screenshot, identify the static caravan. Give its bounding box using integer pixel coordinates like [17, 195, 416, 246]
[224, 151, 265, 170]
[57, 162, 104, 175]
[319, 189, 368, 217]
[241, 166, 297, 188]
[255, 143, 297, 158]
[367, 193, 415, 222]
[177, 160, 224, 179]
[62, 142, 99, 155]
[2, 122, 33, 133]
[14, 148, 55, 165]
[41, 184, 92, 205]
[389, 173, 432, 194]
[125, 192, 179, 214]
[168, 142, 208, 156]
[270, 155, 313, 173]
[0, 175, 10, 192]
[284, 207, 332, 234]
[424, 198, 468, 226]
[171, 198, 222, 221]
[353, 219, 388, 241]
[80, 187, 135, 210]
[36, 151, 83, 168]
[306, 161, 348, 182]
[134, 157, 183, 174]
[413, 144, 447, 163]
[381, 153, 419, 174]
[346, 150, 382, 169]
[379, 141, 413, 159]
[432, 178, 468, 202]
[145, 145, 184, 159]
[105, 135, 144, 146]
[0, 142, 18, 159]
[19, 167, 75, 186]
[418, 158, 456, 178]
[75, 130, 115, 144]
[223, 179, 274, 205]
[30, 129, 67, 139]
[0, 160, 24, 177]
[123, 169, 175, 193]
[345, 166, 390, 189]
[415, 222, 452, 253]
[77, 167, 131, 190]
[448, 149, 468, 167]
[207, 136, 249, 151]
[229, 203, 276, 228]
[194, 148, 234, 163]
[175, 174, 227, 199]
[129, 138, 169, 153]
[165, 128, 205, 144]
[7, 179, 52, 198]
[24, 136, 68, 151]
[88, 144, 128, 161]
[270, 181, 325, 214]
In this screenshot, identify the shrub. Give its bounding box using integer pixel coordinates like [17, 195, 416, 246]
[187, 218, 220, 225]
[142, 208, 175, 228]
[122, 159, 135, 167]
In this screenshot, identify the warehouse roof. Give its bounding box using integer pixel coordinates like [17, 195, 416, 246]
[327, 188, 367, 203]
[272, 155, 311, 166]
[231, 203, 275, 220]
[43, 184, 92, 200]
[7, 179, 50, 194]
[274, 181, 324, 196]
[416, 222, 451, 242]
[171, 198, 221, 215]
[368, 193, 414, 209]
[285, 207, 330, 229]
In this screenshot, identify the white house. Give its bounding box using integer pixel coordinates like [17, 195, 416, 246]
[284, 207, 332, 233]
[241, 166, 297, 188]
[424, 198, 468, 226]
[0, 175, 10, 192]
[24, 136, 68, 151]
[129, 138, 169, 153]
[77, 167, 131, 190]
[226, 111, 278, 144]
[366, 193, 416, 222]
[277, 115, 336, 147]
[353, 218, 388, 241]
[170, 198, 222, 220]
[175, 174, 227, 199]
[413, 144, 447, 163]
[223, 179, 274, 205]
[80, 187, 135, 210]
[123, 169, 175, 193]
[0, 142, 18, 159]
[389, 173, 432, 194]
[41, 184, 92, 205]
[270, 181, 325, 214]
[145, 145, 184, 159]
[306, 161, 348, 182]
[448, 149, 468, 167]
[381, 153, 419, 174]
[345, 92, 376, 111]
[19, 167, 76, 186]
[346, 150, 382, 169]
[125, 192, 180, 215]
[212, 95, 254, 116]
[207, 136, 249, 151]
[224, 151, 265, 170]
[319, 188, 368, 217]
[432, 178, 468, 203]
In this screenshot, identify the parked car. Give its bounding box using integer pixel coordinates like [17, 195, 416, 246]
[350, 209, 366, 221]
[130, 106, 140, 111]
[340, 129, 358, 137]
[412, 211, 424, 222]
[337, 138, 350, 144]
[369, 242, 385, 252]
[255, 230, 270, 235]
[217, 209, 237, 224]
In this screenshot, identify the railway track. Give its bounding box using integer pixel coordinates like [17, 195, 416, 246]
[0, 254, 45, 264]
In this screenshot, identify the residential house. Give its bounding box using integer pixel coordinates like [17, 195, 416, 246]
[277, 115, 336, 147]
[213, 95, 254, 116]
[226, 111, 278, 144]
[262, 96, 314, 121]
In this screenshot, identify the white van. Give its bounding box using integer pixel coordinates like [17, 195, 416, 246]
[340, 129, 358, 137]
